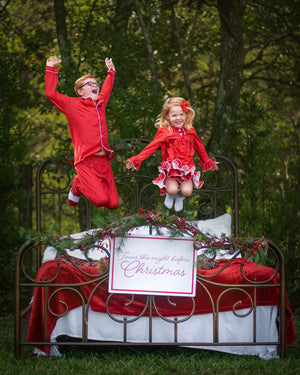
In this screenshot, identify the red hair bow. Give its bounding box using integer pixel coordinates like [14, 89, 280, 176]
[181, 99, 191, 113]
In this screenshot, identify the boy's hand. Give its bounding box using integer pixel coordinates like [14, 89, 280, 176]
[46, 56, 62, 67]
[105, 57, 115, 72]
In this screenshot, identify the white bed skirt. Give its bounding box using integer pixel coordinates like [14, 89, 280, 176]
[34, 305, 279, 360]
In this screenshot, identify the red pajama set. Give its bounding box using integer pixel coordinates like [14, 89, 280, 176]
[45, 66, 119, 209]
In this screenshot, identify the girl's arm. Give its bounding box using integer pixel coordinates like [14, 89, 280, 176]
[193, 129, 219, 171]
[126, 129, 167, 170]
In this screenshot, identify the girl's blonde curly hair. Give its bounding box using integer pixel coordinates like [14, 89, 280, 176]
[155, 97, 195, 131]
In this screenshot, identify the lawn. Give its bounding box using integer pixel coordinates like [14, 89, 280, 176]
[1, 315, 299, 375]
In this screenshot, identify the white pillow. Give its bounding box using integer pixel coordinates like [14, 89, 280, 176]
[42, 246, 57, 263]
[193, 213, 232, 239]
[42, 229, 108, 262]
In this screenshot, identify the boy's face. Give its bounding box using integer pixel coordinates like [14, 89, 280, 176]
[77, 78, 100, 101]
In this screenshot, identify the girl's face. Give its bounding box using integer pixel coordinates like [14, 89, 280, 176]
[167, 105, 187, 128]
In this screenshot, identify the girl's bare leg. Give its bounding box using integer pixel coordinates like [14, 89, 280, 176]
[164, 178, 178, 209]
[165, 178, 179, 195]
[179, 180, 193, 197]
[174, 180, 193, 212]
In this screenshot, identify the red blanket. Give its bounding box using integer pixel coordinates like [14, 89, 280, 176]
[27, 258, 296, 355]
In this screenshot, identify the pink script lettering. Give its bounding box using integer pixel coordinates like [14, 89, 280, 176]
[120, 260, 186, 278]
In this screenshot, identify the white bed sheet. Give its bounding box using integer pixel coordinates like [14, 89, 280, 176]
[34, 305, 279, 360]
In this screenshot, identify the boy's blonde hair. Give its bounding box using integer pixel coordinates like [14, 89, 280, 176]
[74, 74, 96, 96]
[155, 97, 195, 131]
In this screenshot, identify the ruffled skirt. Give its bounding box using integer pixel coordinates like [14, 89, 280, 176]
[153, 158, 204, 195]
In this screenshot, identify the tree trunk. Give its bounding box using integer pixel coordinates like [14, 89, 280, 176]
[53, 0, 77, 93]
[112, 0, 134, 88]
[18, 164, 32, 229]
[170, 4, 195, 105]
[209, 0, 244, 152]
[133, 0, 158, 90]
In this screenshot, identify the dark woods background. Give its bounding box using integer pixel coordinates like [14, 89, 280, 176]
[0, 0, 299, 313]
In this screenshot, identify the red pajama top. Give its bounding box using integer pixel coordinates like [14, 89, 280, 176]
[45, 66, 115, 165]
[128, 126, 216, 171]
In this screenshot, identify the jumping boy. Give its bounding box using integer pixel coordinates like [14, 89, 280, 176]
[45, 56, 119, 209]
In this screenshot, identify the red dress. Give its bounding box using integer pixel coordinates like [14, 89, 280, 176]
[128, 126, 216, 195]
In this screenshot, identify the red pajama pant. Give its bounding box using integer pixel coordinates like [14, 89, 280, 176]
[72, 154, 119, 209]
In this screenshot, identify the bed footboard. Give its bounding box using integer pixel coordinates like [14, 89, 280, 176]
[15, 236, 291, 359]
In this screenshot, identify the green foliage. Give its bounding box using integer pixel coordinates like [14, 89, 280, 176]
[231, 91, 300, 307]
[0, 0, 299, 312]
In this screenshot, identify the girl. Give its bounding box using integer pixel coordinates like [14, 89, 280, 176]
[126, 97, 218, 211]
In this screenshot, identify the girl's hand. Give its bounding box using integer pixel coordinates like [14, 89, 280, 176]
[46, 56, 61, 67]
[210, 162, 219, 171]
[105, 57, 115, 72]
[126, 160, 135, 171]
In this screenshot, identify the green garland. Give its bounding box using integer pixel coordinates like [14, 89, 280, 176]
[22, 209, 268, 264]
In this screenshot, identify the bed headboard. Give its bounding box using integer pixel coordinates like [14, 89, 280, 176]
[35, 139, 238, 237]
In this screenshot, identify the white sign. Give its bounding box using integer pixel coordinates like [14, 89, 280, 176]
[108, 235, 196, 296]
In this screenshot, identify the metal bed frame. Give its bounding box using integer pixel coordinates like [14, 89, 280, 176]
[14, 146, 286, 358]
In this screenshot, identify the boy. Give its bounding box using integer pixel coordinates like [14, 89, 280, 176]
[45, 56, 119, 209]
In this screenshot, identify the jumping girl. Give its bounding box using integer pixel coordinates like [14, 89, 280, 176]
[126, 97, 218, 211]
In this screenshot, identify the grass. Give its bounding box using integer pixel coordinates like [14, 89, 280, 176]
[0, 315, 299, 375]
